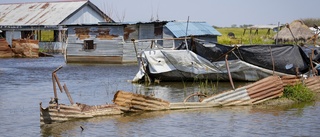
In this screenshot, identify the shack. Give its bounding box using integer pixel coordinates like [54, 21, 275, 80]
[0, 0, 113, 54]
[163, 21, 221, 46]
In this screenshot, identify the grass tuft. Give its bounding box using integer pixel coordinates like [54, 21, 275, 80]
[283, 84, 316, 102]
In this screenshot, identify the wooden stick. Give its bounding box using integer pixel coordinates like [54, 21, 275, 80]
[52, 74, 57, 100]
[63, 84, 74, 105]
[54, 73, 64, 93]
[225, 55, 235, 90]
[52, 66, 63, 104]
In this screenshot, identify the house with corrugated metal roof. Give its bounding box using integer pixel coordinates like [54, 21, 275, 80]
[163, 21, 222, 46]
[63, 20, 221, 64]
[0, 0, 113, 52]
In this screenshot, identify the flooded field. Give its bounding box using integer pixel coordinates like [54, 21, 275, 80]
[0, 55, 319, 136]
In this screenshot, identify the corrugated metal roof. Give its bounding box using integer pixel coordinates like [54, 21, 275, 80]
[165, 21, 221, 38]
[0, 0, 107, 26]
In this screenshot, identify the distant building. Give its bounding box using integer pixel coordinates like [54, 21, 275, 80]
[0, 0, 113, 51]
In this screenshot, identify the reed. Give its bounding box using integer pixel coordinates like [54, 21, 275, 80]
[197, 79, 218, 96]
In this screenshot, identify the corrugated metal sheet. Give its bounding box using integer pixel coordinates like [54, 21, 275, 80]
[281, 75, 302, 86]
[113, 90, 170, 111]
[113, 76, 284, 111]
[165, 21, 222, 38]
[0, 1, 111, 26]
[304, 76, 320, 92]
[201, 76, 283, 105]
[40, 103, 123, 125]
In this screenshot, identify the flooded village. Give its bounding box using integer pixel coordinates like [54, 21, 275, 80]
[1, 0, 320, 136]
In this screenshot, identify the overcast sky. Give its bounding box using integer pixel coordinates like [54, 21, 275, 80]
[1, 0, 319, 27]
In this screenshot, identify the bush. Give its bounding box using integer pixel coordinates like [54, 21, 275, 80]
[283, 84, 316, 102]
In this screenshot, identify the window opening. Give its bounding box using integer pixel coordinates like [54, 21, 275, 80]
[84, 40, 94, 50]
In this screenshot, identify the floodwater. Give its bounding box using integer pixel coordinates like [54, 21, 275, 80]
[0, 55, 320, 137]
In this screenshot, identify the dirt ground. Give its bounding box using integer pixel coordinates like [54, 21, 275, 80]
[254, 93, 320, 109]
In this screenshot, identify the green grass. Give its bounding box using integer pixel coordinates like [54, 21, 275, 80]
[216, 28, 276, 45]
[283, 84, 316, 102]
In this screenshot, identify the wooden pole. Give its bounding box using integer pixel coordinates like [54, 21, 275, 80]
[310, 49, 316, 76]
[52, 65, 63, 105]
[286, 24, 297, 45]
[225, 55, 235, 90]
[276, 22, 280, 44]
[269, 46, 275, 75]
[185, 16, 190, 50]
[52, 74, 57, 100]
[63, 84, 74, 105]
[132, 39, 151, 84]
[131, 39, 139, 63]
[54, 73, 64, 93]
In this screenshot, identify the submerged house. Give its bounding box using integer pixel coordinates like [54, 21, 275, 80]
[64, 21, 221, 64]
[64, 21, 168, 63]
[0, 0, 113, 52]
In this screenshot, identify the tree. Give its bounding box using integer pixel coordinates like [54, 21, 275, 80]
[300, 18, 320, 27]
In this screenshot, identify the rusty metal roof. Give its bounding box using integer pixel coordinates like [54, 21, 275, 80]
[0, 0, 112, 26]
[165, 21, 222, 38]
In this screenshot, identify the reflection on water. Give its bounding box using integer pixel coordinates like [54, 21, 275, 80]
[0, 55, 320, 136]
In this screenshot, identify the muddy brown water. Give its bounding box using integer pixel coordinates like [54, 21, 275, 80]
[0, 55, 319, 136]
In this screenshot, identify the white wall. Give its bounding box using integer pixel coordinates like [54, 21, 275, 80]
[5, 31, 21, 46]
[60, 6, 105, 25]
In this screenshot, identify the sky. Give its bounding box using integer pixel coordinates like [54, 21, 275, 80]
[1, 0, 320, 27]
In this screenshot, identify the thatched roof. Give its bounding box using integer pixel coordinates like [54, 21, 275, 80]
[274, 20, 314, 41]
